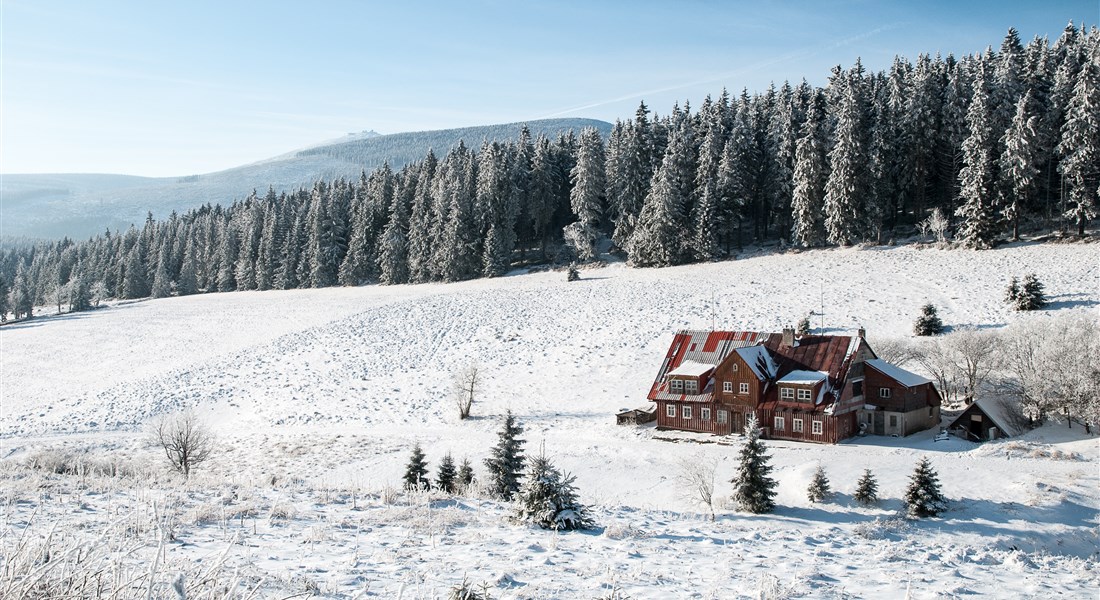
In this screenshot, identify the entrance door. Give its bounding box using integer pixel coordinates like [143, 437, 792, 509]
[732, 412, 743, 435]
[873, 412, 885, 436]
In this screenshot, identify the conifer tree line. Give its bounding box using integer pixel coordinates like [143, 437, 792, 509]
[1, 24, 1096, 316]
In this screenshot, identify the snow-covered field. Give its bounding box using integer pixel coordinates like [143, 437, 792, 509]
[2, 242, 1098, 598]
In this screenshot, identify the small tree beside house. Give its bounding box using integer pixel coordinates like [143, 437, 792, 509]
[914, 303, 945, 336]
[904, 457, 947, 517]
[854, 469, 879, 506]
[403, 444, 430, 491]
[731, 414, 777, 514]
[807, 465, 832, 503]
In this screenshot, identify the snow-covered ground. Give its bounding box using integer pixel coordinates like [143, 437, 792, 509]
[1, 242, 1098, 598]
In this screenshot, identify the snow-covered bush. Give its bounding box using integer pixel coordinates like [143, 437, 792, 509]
[513, 453, 594, 531]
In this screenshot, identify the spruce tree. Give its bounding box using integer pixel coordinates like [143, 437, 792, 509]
[791, 105, 826, 247]
[1005, 276, 1023, 308]
[629, 112, 694, 267]
[484, 410, 526, 501]
[903, 457, 947, 517]
[122, 243, 150, 298]
[1020, 273, 1047, 310]
[998, 91, 1040, 240]
[457, 457, 475, 491]
[436, 452, 457, 494]
[807, 465, 832, 503]
[823, 74, 868, 246]
[403, 443, 430, 491]
[955, 63, 999, 249]
[854, 469, 879, 506]
[0, 275, 9, 321]
[567, 127, 606, 261]
[731, 413, 777, 513]
[150, 252, 172, 299]
[1056, 41, 1099, 236]
[513, 453, 593, 531]
[11, 261, 32, 319]
[914, 303, 945, 336]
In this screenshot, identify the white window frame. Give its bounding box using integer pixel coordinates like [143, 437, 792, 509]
[739, 382, 749, 394]
[780, 387, 795, 400]
[666, 404, 676, 418]
[732, 363, 739, 372]
[774, 416, 785, 431]
[812, 420, 823, 435]
[879, 387, 891, 398]
[685, 380, 698, 394]
[701, 407, 712, 421]
[792, 418, 804, 433]
[682, 406, 692, 419]
[670, 379, 684, 393]
[717, 410, 728, 424]
[797, 388, 812, 401]
[723, 381, 733, 393]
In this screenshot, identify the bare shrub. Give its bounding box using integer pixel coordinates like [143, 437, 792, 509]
[453, 363, 481, 420]
[675, 454, 717, 520]
[152, 410, 215, 479]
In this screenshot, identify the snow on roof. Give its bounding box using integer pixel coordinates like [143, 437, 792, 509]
[735, 345, 779, 380]
[777, 370, 829, 384]
[667, 360, 716, 378]
[948, 398, 1025, 437]
[865, 359, 931, 388]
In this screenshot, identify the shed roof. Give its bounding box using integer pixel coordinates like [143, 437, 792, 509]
[866, 359, 931, 388]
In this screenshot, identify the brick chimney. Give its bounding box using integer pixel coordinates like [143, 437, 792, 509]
[782, 327, 795, 347]
[858, 327, 866, 339]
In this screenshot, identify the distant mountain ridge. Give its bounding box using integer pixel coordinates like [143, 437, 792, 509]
[2, 118, 612, 239]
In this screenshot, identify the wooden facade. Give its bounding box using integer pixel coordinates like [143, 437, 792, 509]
[648, 329, 942, 444]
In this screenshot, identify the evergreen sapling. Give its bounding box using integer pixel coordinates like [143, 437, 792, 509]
[403, 443, 430, 491]
[914, 303, 944, 336]
[807, 465, 832, 503]
[513, 453, 594, 531]
[457, 458, 475, 491]
[436, 452, 457, 493]
[904, 457, 947, 517]
[484, 411, 525, 500]
[731, 413, 778, 513]
[854, 469, 879, 506]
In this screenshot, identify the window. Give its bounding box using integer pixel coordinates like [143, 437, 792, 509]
[685, 380, 698, 394]
[723, 381, 733, 393]
[879, 387, 891, 398]
[670, 379, 684, 393]
[732, 363, 739, 372]
[792, 418, 804, 433]
[739, 382, 749, 394]
[812, 421, 823, 435]
[682, 406, 692, 419]
[701, 407, 712, 421]
[852, 379, 864, 396]
[797, 389, 812, 401]
[717, 410, 728, 424]
[666, 404, 677, 418]
[774, 416, 785, 431]
[780, 387, 795, 400]
[889, 415, 898, 427]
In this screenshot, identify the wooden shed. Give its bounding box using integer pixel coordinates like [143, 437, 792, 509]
[616, 403, 657, 426]
[946, 398, 1025, 441]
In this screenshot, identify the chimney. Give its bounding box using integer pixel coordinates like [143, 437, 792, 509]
[782, 327, 795, 347]
[857, 327, 866, 339]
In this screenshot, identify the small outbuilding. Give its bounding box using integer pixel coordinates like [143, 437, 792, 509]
[946, 398, 1025, 441]
[617, 403, 657, 426]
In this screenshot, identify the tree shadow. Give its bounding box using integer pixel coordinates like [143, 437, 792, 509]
[1044, 293, 1099, 311]
[0, 309, 102, 330]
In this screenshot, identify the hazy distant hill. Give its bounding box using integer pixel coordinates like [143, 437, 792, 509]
[1, 118, 611, 240]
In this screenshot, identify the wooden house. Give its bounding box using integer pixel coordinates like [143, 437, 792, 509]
[945, 398, 1024, 441]
[648, 328, 943, 444]
[859, 359, 942, 436]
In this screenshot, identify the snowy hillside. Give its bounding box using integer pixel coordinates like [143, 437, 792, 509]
[1, 242, 1098, 598]
[0, 118, 611, 239]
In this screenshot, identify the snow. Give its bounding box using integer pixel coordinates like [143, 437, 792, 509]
[666, 360, 714, 377]
[734, 345, 778, 380]
[1, 242, 1098, 597]
[776, 370, 829, 384]
[866, 358, 932, 387]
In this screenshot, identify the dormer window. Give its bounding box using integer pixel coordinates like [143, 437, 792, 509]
[670, 379, 684, 393]
[685, 380, 698, 394]
[797, 389, 812, 401]
[781, 387, 795, 400]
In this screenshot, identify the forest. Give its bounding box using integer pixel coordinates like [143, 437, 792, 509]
[1, 24, 1096, 320]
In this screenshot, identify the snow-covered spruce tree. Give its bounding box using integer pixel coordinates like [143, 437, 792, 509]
[914, 303, 944, 336]
[436, 452, 457, 494]
[823, 74, 868, 246]
[807, 465, 832, 503]
[513, 452, 594, 531]
[731, 413, 777, 514]
[150, 252, 172, 299]
[1005, 276, 1023, 309]
[567, 127, 606, 261]
[903, 457, 947, 517]
[11, 261, 33, 319]
[955, 63, 999, 249]
[690, 103, 726, 261]
[567, 263, 580, 282]
[853, 469, 879, 506]
[791, 105, 826, 247]
[998, 90, 1040, 240]
[403, 443, 430, 491]
[478, 142, 519, 278]
[484, 410, 525, 501]
[1019, 273, 1047, 310]
[0, 275, 9, 321]
[457, 458, 475, 491]
[629, 111, 694, 267]
[1056, 40, 1099, 237]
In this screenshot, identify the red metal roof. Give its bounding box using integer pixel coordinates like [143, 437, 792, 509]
[648, 330, 769, 402]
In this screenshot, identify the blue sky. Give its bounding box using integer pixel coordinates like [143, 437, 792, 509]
[2, 1, 1095, 176]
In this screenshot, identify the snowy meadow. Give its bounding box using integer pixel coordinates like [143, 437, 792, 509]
[1, 242, 1098, 598]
